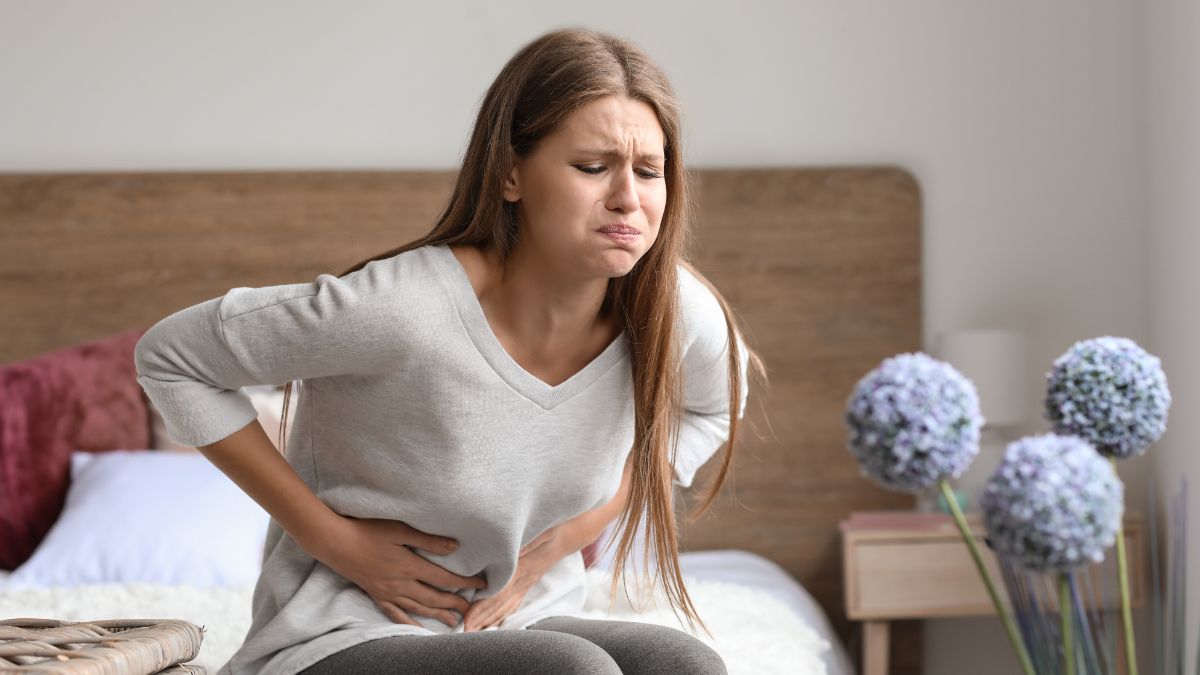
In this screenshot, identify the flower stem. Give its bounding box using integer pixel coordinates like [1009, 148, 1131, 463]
[1060, 572, 1074, 675]
[1111, 456, 1139, 675]
[938, 478, 1036, 675]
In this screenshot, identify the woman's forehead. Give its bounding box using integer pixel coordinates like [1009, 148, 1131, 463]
[553, 98, 665, 158]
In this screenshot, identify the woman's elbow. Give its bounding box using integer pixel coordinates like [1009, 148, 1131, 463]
[133, 329, 163, 379]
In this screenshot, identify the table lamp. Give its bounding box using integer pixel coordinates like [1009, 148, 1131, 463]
[931, 328, 1029, 512]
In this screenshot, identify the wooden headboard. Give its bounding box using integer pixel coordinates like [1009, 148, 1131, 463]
[0, 166, 922, 671]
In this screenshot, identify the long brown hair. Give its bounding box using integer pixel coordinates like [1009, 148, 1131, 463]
[276, 26, 766, 636]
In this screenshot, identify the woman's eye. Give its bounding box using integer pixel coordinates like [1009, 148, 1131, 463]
[575, 165, 663, 179]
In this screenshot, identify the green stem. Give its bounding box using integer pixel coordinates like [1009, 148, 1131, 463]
[1061, 572, 1074, 675]
[939, 479, 1037, 675]
[1111, 456, 1139, 675]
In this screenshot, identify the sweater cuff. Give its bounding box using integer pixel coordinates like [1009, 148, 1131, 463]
[136, 374, 260, 448]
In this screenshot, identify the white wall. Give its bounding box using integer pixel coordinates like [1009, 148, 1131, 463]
[1145, 0, 1200, 670]
[0, 1, 1168, 673]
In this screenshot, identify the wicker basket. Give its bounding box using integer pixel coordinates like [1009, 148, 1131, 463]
[0, 618, 206, 674]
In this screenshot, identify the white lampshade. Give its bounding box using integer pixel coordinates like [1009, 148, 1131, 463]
[934, 329, 1028, 429]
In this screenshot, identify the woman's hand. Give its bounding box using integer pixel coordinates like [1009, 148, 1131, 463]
[461, 526, 563, 632]
[312, 514, 488, 629]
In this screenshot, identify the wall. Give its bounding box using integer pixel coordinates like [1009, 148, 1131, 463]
[0, 1, 1157, 673]
[1144, 0, 1200, 670]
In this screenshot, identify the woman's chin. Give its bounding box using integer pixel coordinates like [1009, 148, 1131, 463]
[592, 259, 638, 279]
[591, 248, 645, 276]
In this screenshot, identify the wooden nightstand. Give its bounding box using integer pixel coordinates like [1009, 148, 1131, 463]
[840, 510, 1146, 675]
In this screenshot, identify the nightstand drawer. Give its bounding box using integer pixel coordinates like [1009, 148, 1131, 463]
[852, 537, 1005, 618]
[842, 515, 1144, 620]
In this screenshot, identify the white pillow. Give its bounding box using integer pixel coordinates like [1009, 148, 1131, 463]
[8, 450, 270, 589]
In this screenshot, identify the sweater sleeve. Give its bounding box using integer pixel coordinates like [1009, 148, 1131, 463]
[671, 269, 751, 489]
[134, 263, 402, 448]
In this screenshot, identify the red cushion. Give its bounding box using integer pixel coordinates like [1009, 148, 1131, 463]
[582, 538, 600, 569]
[66, 328, 153, 454]
[0, 327, 150, 570]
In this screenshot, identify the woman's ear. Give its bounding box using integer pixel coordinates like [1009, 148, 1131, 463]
[503, 164, 521, 203]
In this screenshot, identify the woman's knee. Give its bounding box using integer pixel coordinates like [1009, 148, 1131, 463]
[530, 630, 623, 675]
[298, 630, 622, 675]
[531, 618, 727, 675]
[614, 623, 727, 675]
[665, 633, 728, 675]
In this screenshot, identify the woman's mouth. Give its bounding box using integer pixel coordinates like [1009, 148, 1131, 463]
[598, 224, 640, 244]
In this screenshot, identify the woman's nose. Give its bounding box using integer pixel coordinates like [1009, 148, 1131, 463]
[606, 168, 639, 212]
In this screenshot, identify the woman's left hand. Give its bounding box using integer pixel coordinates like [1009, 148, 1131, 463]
[461, 525, 565, 632]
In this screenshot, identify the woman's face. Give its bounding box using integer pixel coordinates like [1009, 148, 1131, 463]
[503, 95, 667, 279]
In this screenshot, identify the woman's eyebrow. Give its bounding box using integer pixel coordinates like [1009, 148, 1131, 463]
[576, 148, 665, 163]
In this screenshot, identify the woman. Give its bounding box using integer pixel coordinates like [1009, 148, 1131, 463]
[135, 27, 762, 675]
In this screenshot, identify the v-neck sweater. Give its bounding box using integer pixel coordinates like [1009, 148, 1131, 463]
[437, 246, 629, 410]
[133, 243, 749, 675]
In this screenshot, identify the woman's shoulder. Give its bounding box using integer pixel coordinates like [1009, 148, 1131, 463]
[673, 263, 734, 370]
[219, 245, 442, 322]
[675, 263, 726, 333]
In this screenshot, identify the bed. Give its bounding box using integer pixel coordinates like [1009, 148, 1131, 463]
[0, 166, 921, 674]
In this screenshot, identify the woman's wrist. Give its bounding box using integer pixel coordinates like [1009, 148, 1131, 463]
[292, 505, 348, 563]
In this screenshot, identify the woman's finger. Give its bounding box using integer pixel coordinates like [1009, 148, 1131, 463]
[482, 597, 517, 630]
[401, 579, 471, 615]
[406, 551, 489, 591]
[478, 607, 499, 630]
[392, 595, 461, 628]
[463, 600, 493, 632]
[395, 521, 460, 555]
[375, 599, 421, 627]
[467, 593, 520, 632]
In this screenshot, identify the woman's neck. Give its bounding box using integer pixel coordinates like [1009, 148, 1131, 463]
[450, 243, 617, 361]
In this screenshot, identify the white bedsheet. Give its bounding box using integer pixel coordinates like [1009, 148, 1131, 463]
[679, 550, 855, 675]
[0, 550, 851, 675]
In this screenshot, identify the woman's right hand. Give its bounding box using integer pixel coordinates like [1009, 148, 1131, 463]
[313, 514, 488, 628]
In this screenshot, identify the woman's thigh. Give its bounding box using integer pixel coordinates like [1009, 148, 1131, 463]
[527, 616, 728, 675]
[297, 628, 622, 675]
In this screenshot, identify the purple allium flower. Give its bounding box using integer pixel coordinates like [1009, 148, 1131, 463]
[844, 352, 984, 493]
[981, 434, 1123, 572]
[1044, 336, 1171, 459]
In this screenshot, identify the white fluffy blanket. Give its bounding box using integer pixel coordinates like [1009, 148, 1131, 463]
[1, 569, 830, 674]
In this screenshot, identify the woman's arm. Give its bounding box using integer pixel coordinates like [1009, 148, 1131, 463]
[135, 267, 488, 627]
[134, 269, 410, 448]
[671, 331, 750, 488]
[671, 265, 752, 489]
[196, 416, 345, 559]
[199, 415, 485, 628]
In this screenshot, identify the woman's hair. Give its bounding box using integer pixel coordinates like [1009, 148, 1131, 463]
[276, 26, 766, 636]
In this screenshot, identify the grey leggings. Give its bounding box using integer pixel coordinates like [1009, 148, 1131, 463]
[296, 616, 728, 674]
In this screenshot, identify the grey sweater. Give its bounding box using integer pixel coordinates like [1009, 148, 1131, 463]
[134, 243, 748, 675]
